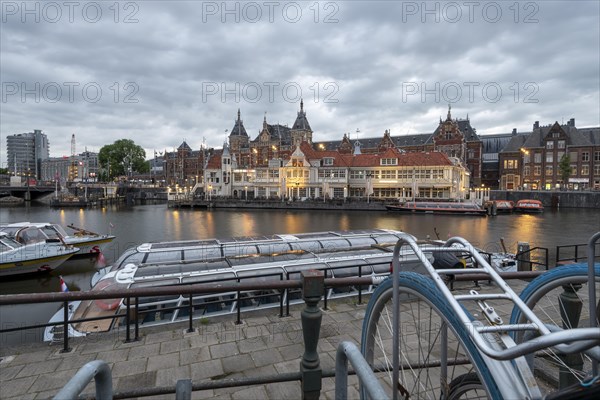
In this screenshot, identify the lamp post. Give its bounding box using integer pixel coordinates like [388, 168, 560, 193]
[366, 172, 373, 203]
[244, 185, 247, 201]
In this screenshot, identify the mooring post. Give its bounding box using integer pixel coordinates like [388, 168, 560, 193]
[300, 270, 324, 400]
[559, 283, 584, 388]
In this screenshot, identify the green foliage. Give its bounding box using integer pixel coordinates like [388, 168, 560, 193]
[0, 168, 9, 175]
[98, 139, 148, 180]
[558, 153, 571, 187]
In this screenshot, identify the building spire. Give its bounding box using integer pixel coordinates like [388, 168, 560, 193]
[300, 98, 304, 112]
[447, 104, 452, 121]
[237, 108, 241, 121]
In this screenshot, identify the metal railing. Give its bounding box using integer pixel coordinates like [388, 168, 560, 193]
[556, 241, 600, 264]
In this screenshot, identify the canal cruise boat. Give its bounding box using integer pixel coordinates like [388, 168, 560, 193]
[46, 229, 492, 342]
[514, 199, 544, 213]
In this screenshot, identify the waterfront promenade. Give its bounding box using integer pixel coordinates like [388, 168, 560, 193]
[0, 297, 371, 399]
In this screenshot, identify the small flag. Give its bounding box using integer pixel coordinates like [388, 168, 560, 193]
[60, 276, 69, 292]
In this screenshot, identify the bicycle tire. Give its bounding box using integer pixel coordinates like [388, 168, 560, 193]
[510, 263, 600, 391]
[447, 372, 487, 399]
[360, 272, 501, 399]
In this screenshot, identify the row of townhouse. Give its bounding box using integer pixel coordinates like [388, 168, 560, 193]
[499, 119, 600, 190]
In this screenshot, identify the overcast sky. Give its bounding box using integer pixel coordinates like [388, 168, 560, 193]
[1, 0, 599, 164]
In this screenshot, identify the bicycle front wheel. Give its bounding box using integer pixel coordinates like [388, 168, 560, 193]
[510, 263, 600, 392]
[360, 272, 501, 399]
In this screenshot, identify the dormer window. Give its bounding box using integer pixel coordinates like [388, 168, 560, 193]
[323, 157, 334, 166]
[380, 158, 398, 166]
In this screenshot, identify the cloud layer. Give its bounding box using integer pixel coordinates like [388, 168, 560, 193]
[1, 1, 599, 163]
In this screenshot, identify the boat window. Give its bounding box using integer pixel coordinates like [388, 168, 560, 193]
[372, 234, 402, 245]
[131, 278, 180, 288]
[145, 251, 182, 264]
[114, 248, 142, 268]
[255, 243, 293, 254]
[16, 227, 46, 244]
[223, 244, 259, 258]
[180, 260, 230, 273]
[283, 263, 331, 279]
[289, 240, 321, 253]
[228, 251, 315, 267]
[328, 259, 373, 278]
[183, 248, 222, 261]
[182, 271, 236, 285]
[346, 237, 377, 247]
[0, 241, 11, 252]
[40, 226, 61, 240]
[236, 267, 285, 283]
[318, 239, 351, 252]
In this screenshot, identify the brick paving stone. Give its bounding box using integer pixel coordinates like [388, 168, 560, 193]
[79, 339, 118, 355]
[0, 363, 24, 381]
[128, 342, 160, 359]
[209, 342, 239, 359]
[112, 358, 148, 377]
[231, 385, 268, 399]
[1, 376, 36, 398]
[160, 337, 188, 354]
[94, 348, 130, 363]
[53, 352, 98, 372]
[273, 359, 299, 374]
[190, 359, 224, 381]
[14, 358, 63, 379]
[115, 371, 157, 392]
[155, 365, 191, 386]
[265, 381, 301, 399]
[242, 363, 277, 378]
[278, 343, 304, 361]
[180, 346, 211, 365]
[221, 353, 254, 374]
[147, 352, 180, 371]
[250, 348, 283, 367]
[237, 335, 269, 354]
[144, 330, 179, 345]
[28, 368, 81, 393]
[9, 349, 54, 366]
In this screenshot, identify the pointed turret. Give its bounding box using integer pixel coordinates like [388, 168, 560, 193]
[291, 99, 313, 146]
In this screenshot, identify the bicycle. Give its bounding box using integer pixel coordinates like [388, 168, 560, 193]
[360, 232, 600, 399]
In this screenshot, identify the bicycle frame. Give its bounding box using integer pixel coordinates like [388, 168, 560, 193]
[389, 233, 600, 400]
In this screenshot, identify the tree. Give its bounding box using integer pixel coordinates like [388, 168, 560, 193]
[98, 139, 148, 181]
[558, 153, 571, 189]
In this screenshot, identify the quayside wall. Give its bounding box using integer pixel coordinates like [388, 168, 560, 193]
[490, 190, 600, 209]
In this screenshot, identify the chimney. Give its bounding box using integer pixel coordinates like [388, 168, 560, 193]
[512, 128, 517, 136]
[568, 118, 575, 127]
[533, 121, 539, 129]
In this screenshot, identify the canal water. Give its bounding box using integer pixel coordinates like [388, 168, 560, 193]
[1, 202, 599, 345]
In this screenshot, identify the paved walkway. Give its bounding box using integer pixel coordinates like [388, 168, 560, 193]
[1, 296, 371, 400]
[0, 279, 529, 400]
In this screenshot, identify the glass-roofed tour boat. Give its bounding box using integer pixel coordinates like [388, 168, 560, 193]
[45, 229, 475, 342]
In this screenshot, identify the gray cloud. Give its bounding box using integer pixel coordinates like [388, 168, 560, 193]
[1, 0, 598, 164]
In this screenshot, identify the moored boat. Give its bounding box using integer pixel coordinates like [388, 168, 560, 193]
[45, 229, 519, 342]
[514, 199, 544, 213]
[484, 200, 514, 214]
[46, 229, 449, 341]
[0, 222, 115, 257]
[386, 201, 487, 216]
[0, 232, 79, 276]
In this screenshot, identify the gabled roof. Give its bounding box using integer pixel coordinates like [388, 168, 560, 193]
[431, 119, 480, 142]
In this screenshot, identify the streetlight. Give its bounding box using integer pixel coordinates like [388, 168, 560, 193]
[208, 185, 212, 201]
[244, 185, 247, 201]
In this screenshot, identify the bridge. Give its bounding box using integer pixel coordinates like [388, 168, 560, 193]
[0, 185, 56, 201]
